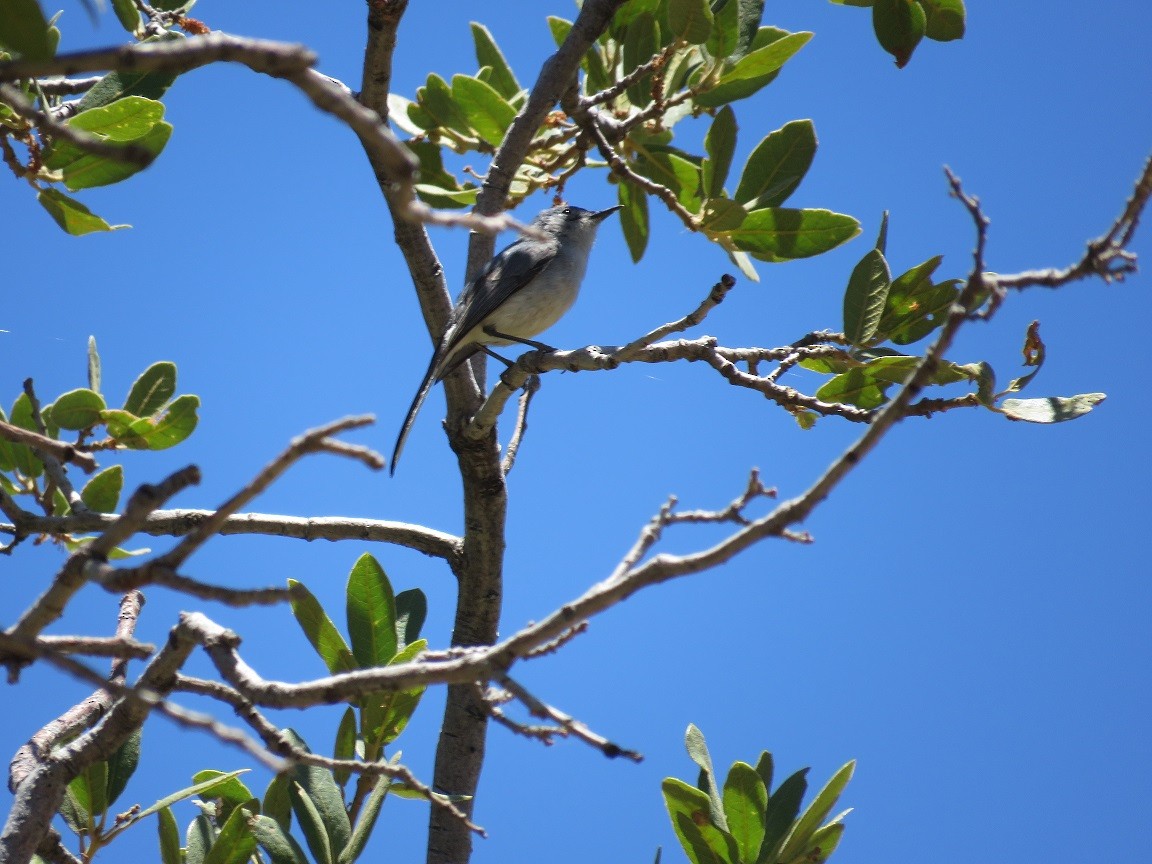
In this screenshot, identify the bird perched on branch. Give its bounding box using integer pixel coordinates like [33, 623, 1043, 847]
[390, 203, 621, 474]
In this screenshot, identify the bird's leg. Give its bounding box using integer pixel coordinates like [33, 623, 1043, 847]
[482, 325, 557, 353]
[481, 345, 515, 367]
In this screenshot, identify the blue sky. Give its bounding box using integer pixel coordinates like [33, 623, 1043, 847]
[3, 2, 1150, 863]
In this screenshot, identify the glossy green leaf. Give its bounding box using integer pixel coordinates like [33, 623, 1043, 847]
[685, 725, 727, 831]
[51, 388, 106, 430]
[88, 336, 101, 394]
[123, 361, 177, 417]
[703, 106, 737, 198]
[51, 121, 171, 191]
[248, 815, 310, 864]
[723, 208, 860, 262]
[618, 180, 650, 263]
[733, 119, 816, 209]
[0, 0, 53, 60]
[723, 762, 768, 864]
[701, 198, 747, 231]
[137, 393, 198, 449]
[757, 768, 808, 864]
[998, 394, 1106, 423]
[414, 184, 479, 208]
[59, 786, 87, 836]
[622, 12, 660, 107]
[76, 33, 183, 112]
[470, 23, 521, 99]
[843, 248, 891, 346]
[111, 0, 140, 32]
[707, 0, 741, 58]
[633, 145, 703, 211]
[394, 588, 427, 650]
[64, 768, 97, 834]
[104, 728, 141, 807]
[347, 552, 397, 669]
[754, 751, 774, 796]
[37, 188, 124, 235]
[336, 773, 391, 864]
[366, 639, 428, 745]
[918, 0, 965, 41]
[157, 806, 182, 864]
[202, 803, 258, 864]
[284, 730, 351, 861]
[874, 209, 889, 255]
[288, 580, 358, 674]
[668, 0, 714, 44]
[663, 778, 738, 864]
[778, 760, 855, 862]
[873, 0, 926, 67]
[451, 74, 517, 146]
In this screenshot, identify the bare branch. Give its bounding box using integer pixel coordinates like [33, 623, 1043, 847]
[0, 419, 98, 474]
[500, 374, 541, 475]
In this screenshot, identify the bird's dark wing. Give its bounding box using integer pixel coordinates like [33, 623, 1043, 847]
[442, 236, 558, 358]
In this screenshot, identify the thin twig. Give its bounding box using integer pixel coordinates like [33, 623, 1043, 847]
[500, 374, 541, 475]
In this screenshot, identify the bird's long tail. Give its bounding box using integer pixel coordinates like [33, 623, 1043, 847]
[390, 350, 442, 475]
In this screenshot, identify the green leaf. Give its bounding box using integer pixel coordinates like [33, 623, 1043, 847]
[157, 806, 182, 864]
[347, 552, 397, 669]
[707, 0, 741, 58]
[202, 803, 258, 864]
[721, 208, 860, 262]
[333, 707, 357, 789]
[685, 725, 727, 831]
[757, 768, 808, 864]
[873, 0, 926, 67]
[918, 0, 965, 41]
[49, 119, 172, 191]
[622, 12, 660, 107]
[88, 336, 102, 394]
[843, 248, 892, 346]
[0, 0, 53, 60]
[123, 361, 178, 417]
[133, 770, 252, 824]
[288, 580, 358, 675]
[111, 0, 140, 32]
[185, 814, 215, 864]
[290, 780, 333, 864]
[733, 119, 816, 209]
[471, 23, 521, 99]
[733, 0, 767, 57]
[618, 181, 650, 263]
[784, 821, 845, 864]
[192, 770, 257, 819]
[877, 257, 957, 344]
[417, 73, 473, 137]
[701, 198, 747, 231]
[723, 762, 768, 864]
[50, 388, 106, 430]
[365, 639, 429, 746]
[451, 74, 517, 146]
[336, 773, 391, 864]
[778, 760, 855, 862]
[414, 183, 479, 208]
[37, 188, 124, 235]
[76, 33, 183, 112]
[668, 0, 714, 44]
[754, 752, 774, 798]
[998, 394, 1106, 423]
[394, 588, 427, 649]
[703, 106, 737, 198]
[263, 773, 293, 831]
[284, 730, 352, 862]
[136, 393, 199, 449]
[80, 465, 121, 513]
[105, 728, 141, 807]
[7, 393, 44, 477]
[632, 145, 703, 211]
[248, 815, 310, 864]
[663, 778, 737, 864]
[874, 209, 889, 255]
[721, 29, 811, 81]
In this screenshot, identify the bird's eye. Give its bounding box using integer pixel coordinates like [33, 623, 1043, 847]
[562, 207, 571, 215]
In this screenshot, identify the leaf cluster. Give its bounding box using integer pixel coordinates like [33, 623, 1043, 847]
[661, 725, 854, 864]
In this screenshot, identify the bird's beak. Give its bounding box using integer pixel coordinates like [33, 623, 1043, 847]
[592, 205, 623, 221]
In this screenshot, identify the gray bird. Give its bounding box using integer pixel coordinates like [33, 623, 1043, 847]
[390, 203, 621, 474]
